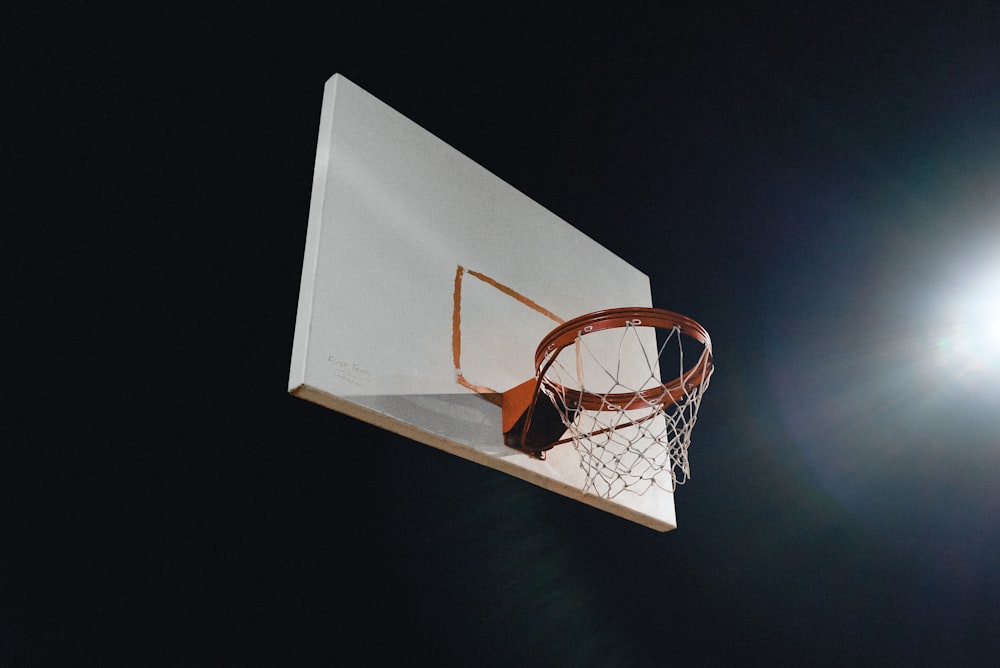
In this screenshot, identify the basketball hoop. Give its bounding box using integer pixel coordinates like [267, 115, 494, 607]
[503, 308, 714, 498]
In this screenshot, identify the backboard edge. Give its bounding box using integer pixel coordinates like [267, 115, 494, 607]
[289, 383, 677, 532]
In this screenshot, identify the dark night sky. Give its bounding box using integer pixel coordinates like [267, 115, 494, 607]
[12, 4, 1000, 665]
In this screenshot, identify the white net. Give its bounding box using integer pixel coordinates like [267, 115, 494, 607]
[539, 321, 713, 498]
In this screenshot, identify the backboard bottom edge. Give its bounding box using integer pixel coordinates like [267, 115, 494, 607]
[288, 383, 677, 532]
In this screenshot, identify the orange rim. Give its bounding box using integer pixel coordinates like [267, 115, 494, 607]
[534, 307, 713, 411]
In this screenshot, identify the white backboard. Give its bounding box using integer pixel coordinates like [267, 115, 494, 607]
[289, 74, 677, 530]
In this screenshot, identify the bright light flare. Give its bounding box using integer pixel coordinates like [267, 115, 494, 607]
[931, 262, 1000, 381]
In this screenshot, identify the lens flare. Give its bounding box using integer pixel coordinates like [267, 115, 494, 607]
[931, 262, 1000, 387]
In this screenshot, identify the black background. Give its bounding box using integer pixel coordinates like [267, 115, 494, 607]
[11, 4, 1000, 665]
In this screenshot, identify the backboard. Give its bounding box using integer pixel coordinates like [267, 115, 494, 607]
[289, 74, 702, 531]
